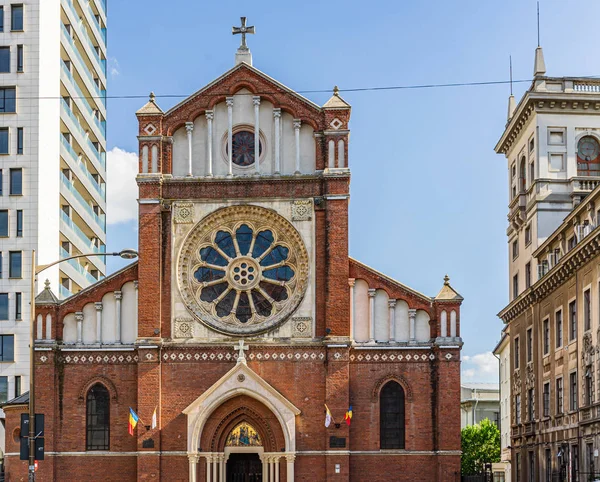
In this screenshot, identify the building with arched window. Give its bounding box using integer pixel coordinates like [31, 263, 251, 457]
[2, 27, 463, 482]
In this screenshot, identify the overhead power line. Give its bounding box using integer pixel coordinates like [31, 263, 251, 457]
[22, 74, 600, 101]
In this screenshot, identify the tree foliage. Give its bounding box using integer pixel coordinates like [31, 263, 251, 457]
[461, 418, 501, 475]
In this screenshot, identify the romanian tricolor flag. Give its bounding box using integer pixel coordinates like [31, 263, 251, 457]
[344, 405, 353, 426]
[128, 408, 139, 436]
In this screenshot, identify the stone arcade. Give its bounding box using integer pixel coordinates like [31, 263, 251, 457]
[3, 24, 463, 481]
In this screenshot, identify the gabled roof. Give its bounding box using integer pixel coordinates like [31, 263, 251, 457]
[36, 280, 59, 305]
[323, 87, 351, 109]
[435, 275, 464, 302]
[2, 391, 29, 408]
[165, 62, 322, 115]
[136, 92, 164, 115]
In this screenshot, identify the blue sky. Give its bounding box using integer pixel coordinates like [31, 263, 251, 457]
[103, 0, 600, 382]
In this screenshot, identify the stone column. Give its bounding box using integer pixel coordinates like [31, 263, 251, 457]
[212, 453, 218, 482]
[206, 454, 211, 482]
[75, 311, 83, 344]
[133, 281, 139, 339]
[368, 289, 376, 343]
[285, 454, 295, 482]
[388, 299, 397, 342]
[269, 457, 274, 481]
[185, 121, 194, 176]
[349, 279, 356, 341]
[188, 454, 198, 482]
[226, 97, 234, 176]
[206, 111, 214, 177]
[273, 109, 281, 174]
[115, 290, 122, 344]
[253, 96, 261, 174]
[293, 119, 301, 174]
[261, 454, 268, 482]
[95, 302, 103, 344]
[409, 308, 417, 343]
[275, 456, 280, 482]
[219, 454, 225, 482]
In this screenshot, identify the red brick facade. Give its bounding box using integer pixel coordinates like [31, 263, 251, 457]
[3, 62, 462, 482]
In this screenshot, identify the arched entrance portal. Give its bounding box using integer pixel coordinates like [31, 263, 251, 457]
[184, 358, 299, 482]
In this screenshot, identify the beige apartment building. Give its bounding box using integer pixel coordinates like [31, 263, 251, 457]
[497, 46, 600, 481]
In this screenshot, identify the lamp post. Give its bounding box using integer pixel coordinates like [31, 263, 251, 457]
[28, 249, 138, 481]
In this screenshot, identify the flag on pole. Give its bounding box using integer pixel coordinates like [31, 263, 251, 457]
[151, 407, 157, 430]
[324, 404, 333, 428]
[128, 408, 139, 436]
[344, 405, 353, 426]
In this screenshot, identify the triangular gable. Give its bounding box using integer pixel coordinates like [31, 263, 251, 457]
[183, 358, 300, 453]
[166, 62, 322, 116]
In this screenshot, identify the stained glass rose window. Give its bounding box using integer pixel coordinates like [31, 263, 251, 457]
[227, 131, 263, 167]
[178, 205, 309, 335]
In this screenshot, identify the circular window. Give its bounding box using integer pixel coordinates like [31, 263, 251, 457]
[178, 205, 309, 336]
[228, 131, 262, 167]
[578, 136, 600, 161]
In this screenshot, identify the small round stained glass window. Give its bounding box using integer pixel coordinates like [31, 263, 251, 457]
[228, 131, 263, 167]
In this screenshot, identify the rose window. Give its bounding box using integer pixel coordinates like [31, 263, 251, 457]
[178, 205, 309, 336]
[227, 131, 263, 167]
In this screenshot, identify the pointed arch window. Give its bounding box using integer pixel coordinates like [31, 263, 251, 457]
[86, 383, 110, 450]
[380, 381, 405, 449]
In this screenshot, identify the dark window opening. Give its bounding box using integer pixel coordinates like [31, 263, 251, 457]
[86, 383, 110, 450]
[380, 381, 405, 449]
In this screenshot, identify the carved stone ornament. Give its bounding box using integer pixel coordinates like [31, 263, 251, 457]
[177, 205, 310, 336]
[144, 123, 157, 135]
[513, 369, 522, 394]
[174, 318, 195, 338]
[174, 203, 195, 224]
[291, 200, 312, 221]
[583, 332, 594, 365]
[292, 317, 312, 338]
[525, 364, 535, 389]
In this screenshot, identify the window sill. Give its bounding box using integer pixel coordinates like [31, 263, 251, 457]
[8, 277, 22, 280]
[10, 30, 24, 33]
[9, 194, 23, 197]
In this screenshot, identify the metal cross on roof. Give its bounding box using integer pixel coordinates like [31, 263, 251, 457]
[232, 17, 255, 51]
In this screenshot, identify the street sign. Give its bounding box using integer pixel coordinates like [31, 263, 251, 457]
[19, 413, 45, 460]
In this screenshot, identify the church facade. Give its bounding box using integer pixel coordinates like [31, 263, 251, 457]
[3, 31, 463, 482]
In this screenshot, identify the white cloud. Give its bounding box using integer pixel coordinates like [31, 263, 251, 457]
[461, 352, 498, 383]
[109, 57, 120, 77]
[106, 147, 138, 224]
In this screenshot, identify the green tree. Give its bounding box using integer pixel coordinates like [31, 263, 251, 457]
[461, 418, 501, 475]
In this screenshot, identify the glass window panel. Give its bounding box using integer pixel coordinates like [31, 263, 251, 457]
[10, 168, 21, 194]
[15, 292, 20, 319]
[0, 47, 10, 73]
[199, 246, 227, 266]
[16, 210, 22, 237]
[200, 282, 228, 303]
[259, 281, 288, 302]
[380, 381, 405, 449]
[0, 210, 8, 236]
[0, 293, 8, 320]
[0, 377, 7, 403]
[252, 230, 273, 258]
[17, 127, 22, 154]
[251, 289, 271, 317]
[260, 245, 289, 267]
[0, 7, 4, 32]
[214, 231, 236, 258]
[215, 289, 236, 318]
[16, 45, 22, 72]
[86, 384, 109, 450]
[236, 292, 251, 323]
[0, 128, 8, 155]
[262, 266, 294, 282]
[0, 88, 15, 113]
[9, 251, 21, 278]
[193, 266, 224, 283]
[1, 335, 14, 361]
[11, 5, 23, 31]
[235, 224, 253, 255]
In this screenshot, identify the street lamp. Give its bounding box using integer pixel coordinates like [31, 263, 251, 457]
[28, 249, 138, 481]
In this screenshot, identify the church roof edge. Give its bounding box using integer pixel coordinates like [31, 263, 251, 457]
[164, 62, 322, 117]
